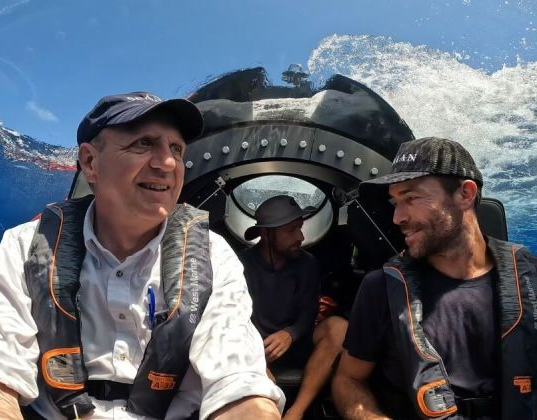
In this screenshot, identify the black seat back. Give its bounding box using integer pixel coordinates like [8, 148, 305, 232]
[476, 197, 508, 241]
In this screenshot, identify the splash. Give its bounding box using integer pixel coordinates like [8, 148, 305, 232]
[308, 34, 537, 247]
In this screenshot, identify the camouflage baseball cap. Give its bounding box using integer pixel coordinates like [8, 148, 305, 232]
[359, 137, 483, 197]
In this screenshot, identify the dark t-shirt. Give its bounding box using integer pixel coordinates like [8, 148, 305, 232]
[239, 246, 320, 344]
[344, 264, 500, 416]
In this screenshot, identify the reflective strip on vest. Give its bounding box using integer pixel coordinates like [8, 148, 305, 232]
[24, 197, 213, 419]
[383, 237, 537, 419]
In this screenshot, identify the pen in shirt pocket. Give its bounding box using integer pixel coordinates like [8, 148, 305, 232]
[147, 286, 168, 330]
[147, 286, 156, 330]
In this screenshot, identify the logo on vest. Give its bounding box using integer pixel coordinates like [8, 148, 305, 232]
[147, 371, 177, 390]
[189, 257, 200, 324]
[524, 275, 537, 330]
[513, 376, 532, 394]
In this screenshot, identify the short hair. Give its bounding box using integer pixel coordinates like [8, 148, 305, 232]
[89, 134, 104, 151]
[436, 175, 481, 208]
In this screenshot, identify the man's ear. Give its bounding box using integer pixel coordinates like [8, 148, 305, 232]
[78, 143, 99, 184]
[459, 179, 478, 209]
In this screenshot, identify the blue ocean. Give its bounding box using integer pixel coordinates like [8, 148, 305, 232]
[1, 35, 536, 254]
[308, 35, 537, 253]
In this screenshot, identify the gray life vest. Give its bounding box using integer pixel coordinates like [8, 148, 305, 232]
[23, 196, 213, 419]
[383, 236, 537, 419]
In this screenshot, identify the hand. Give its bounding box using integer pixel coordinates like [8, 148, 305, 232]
[0, 383, 23, 420]
[263, 330, 292, 363]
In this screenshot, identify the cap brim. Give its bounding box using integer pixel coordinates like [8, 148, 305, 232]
[108, 98, 204, 142]
[359, 171, 430, 198]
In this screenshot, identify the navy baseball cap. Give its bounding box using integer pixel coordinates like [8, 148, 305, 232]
[77, 91, 204, 145]
[244, 195, 313, 241]
[359, 137, 483, 197]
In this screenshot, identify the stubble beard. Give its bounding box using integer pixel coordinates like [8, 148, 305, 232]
[406, 200, 464, 259]
[273, 243, 302, 260]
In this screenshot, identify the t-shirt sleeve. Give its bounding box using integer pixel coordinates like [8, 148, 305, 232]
[190, 232, 285, 420]
[284, 256, 320, 342]
[344, 269, 388, 362]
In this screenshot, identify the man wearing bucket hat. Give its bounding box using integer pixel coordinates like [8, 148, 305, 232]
[332, 137, 537, 419]
[0, 92, 284, 419]
[241, 195, 348, 420]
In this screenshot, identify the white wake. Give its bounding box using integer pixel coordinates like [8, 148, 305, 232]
[308, 34, 537, 242]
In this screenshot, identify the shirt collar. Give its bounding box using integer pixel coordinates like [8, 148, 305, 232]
[83, 199, 168, 267]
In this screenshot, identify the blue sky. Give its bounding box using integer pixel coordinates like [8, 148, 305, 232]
[0, 0, 535, 147]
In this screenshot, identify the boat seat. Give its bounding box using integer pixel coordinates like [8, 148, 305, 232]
[271, 363, 339, 417]
[476, 197, 508, 241]
[272, 366, 304, 386]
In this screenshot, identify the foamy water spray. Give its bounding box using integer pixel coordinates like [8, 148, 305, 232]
[308, 34, 537, 247]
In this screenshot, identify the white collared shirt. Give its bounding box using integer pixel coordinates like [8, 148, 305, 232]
[0, 202, 285, 419]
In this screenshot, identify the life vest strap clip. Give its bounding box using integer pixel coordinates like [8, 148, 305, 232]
[455, 395, 495, 418]
[86, 380, 133, 401]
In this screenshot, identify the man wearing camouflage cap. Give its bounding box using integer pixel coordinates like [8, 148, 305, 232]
[333, 137, 537, 419]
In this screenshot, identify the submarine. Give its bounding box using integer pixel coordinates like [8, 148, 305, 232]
[68, 65, 508, 418]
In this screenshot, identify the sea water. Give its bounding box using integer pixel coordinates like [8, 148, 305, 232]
[308, 34, 537, 252]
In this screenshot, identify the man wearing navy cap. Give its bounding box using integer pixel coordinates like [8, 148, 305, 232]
[241, 195, 347, 420]
[0, 92, 284, 419]
[332, 137, 537, 419]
